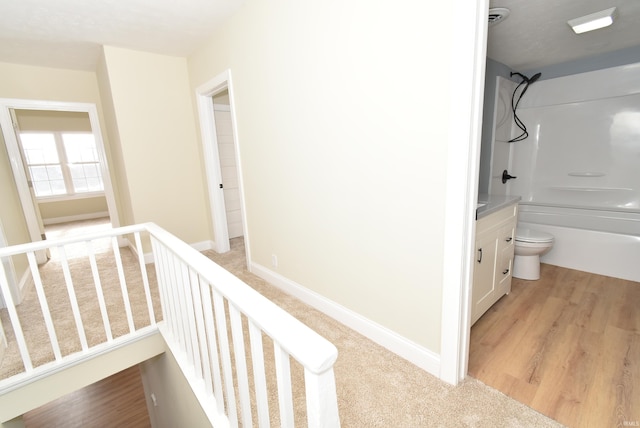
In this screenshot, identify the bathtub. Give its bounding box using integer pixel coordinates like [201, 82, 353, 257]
[517, 203, 640, 282]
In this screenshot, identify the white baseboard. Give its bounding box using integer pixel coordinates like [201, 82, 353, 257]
[42, 211, 110, 225]
[190, 240, 215, 253]
[139, 240, 216, 264]
[250, 262, 441, 378]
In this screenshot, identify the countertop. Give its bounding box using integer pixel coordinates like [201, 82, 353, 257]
[476, 193, 521, 220]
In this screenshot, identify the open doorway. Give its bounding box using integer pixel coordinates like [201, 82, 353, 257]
[0, 99, 119, 298]
[195, 70, 250, 265]
[11, 109, 113, 248]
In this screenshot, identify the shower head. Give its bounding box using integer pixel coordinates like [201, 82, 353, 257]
[529, 72, 542, 84]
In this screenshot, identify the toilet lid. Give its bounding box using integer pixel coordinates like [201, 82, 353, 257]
[516, 227, 554, 243]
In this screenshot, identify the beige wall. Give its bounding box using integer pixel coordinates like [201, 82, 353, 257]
[96, 54, 135, 228]
[0, 133, 29, 280]
[0, 61, 123, 227]
[187, 1, 451, 352]
[39, 197, 108, 222]
[0, 62, 102, 102]
[98, 47, 210, 245]
[139, 351, 210, 428]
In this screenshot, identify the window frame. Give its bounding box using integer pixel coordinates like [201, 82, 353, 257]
[18, 130, 106, 202]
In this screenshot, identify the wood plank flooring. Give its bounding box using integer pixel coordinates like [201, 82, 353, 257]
[469, 263, 640, 428]
[22, 365, 151, 427]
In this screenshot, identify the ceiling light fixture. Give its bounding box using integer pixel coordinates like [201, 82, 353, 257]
[568, 7, 617, 34]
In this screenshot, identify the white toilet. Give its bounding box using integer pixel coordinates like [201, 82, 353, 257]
[513, 227, 554, 280]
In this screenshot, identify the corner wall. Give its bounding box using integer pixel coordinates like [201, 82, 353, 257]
[98, 47, 211, 246]
[139, 350, 210, 428]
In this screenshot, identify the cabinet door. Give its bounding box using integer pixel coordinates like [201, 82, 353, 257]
[471, 231, 498, 325]
[496, 223, 515, 295]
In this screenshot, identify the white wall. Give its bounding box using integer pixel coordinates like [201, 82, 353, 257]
[139, 351, 210, 428]
[188, 1, 454, 353]
[510, 63, 640, 210]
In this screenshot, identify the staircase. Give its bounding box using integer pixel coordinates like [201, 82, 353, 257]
[0, 223, 340, 427]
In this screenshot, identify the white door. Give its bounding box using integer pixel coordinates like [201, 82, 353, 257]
[214, 105, 243, 239]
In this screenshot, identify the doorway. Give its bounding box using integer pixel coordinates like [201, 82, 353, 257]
[195, 70, 249, 264]
[0, 98, 119, 300]
[212, 92, 243, 240]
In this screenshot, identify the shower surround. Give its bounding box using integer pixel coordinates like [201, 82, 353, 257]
[488, 63, 640, 282]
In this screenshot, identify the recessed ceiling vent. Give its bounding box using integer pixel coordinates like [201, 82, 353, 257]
[488, 8, 510, 26]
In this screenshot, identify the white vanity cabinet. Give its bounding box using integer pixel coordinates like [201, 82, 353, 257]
[471, 203, 518, 325]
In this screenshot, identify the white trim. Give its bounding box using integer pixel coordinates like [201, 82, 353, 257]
[195, 70, 251, 268]
[250, 262, 441, 377]
[42, 211, 110, 225]
[190, 240, 216, 253]
[440, 0, 488, 385]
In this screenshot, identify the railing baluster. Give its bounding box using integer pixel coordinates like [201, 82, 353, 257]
[274, 343, 294, 427]
[26, 251, 62, 360]
[187, 268, 204, 380]
[183, 266, 202, 375]
[86, 240, 113, 342]
[1, 223, 341, 428]
[229, 305, 252, 428]
[175, 259, 192, 359]
[249, 321, 270, 427]
[200, 277, 225, 412]
[59, 246, 88, 351]
[134, 232, 156, 325]
[169, 252, 183, 343]
[0, 255, 32, 372]
[304, 368, 340, 428]
[111, 237, 135, 333]
[213, 289, 238, 428]
[150, 237, 170, 329]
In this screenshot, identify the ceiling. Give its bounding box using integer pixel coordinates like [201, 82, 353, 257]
[0, 0, 638, 72]
[488, 0, 640, 71]
[0, 0, 246, 71]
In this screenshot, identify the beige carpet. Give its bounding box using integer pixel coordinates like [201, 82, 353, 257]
[202, 239, 564, 427]
[0, 245, 161, 379]
[1, 234, 563, 427]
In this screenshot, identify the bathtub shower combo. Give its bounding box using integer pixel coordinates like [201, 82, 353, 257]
[489, 63, 640, 282]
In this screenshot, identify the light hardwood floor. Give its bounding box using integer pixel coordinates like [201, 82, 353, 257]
[469, 263, 640, 428]
[22, 366, 151, 427]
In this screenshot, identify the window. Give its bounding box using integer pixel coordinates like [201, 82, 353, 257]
[20, 132, 104, 198]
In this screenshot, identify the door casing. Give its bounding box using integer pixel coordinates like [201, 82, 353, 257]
[0, 98, 120, 265]
[195, 70, 250, 265]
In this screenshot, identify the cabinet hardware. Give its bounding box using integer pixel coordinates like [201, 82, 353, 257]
[503, 268, 509, 275]
[477, 248, 483, 263]
[505, 237, 512, 242]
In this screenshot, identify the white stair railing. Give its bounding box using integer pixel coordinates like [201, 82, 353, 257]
[0, 223, 340, 427]
[0, 224, 158, 387]
[147, 223, 340, 427]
